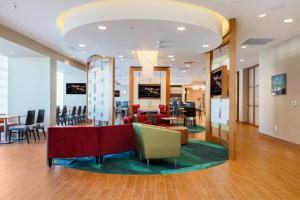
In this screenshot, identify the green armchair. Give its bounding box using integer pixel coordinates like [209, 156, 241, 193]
[132, 123, 181, 166]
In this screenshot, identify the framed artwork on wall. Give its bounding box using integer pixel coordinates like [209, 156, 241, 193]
[66, 83, 86, 94]
[138, 84, 161, 99]
[271, 73, 286, 95]
[211, 68, 222, 96]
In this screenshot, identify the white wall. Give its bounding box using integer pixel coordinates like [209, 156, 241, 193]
[57, 61, 86, 109]
[259, 35, 300, 145]
[8, 57, 51, 127]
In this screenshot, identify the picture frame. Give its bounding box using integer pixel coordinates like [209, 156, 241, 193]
[66, 83, 86, 94]
[271, 73, 286, 95]
[138, 84, 161, 99]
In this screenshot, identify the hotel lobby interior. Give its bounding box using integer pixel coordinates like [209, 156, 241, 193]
[0, 0, 300, 199]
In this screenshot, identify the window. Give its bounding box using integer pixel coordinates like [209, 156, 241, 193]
[0, 55, 8, 114]
[56, 72, 64, 107]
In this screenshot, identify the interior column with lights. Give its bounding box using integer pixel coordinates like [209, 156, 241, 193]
[205, 18, 237, 160]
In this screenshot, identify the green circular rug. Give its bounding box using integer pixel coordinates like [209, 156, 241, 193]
[187, 125, 206, 134]
[55, 139, 227, 175]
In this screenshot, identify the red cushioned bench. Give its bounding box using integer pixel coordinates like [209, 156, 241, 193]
[47, 124, 135, 167]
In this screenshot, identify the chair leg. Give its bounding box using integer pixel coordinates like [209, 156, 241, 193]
[175, 157, 177, 167]
[100, 155, 103, 164]
[21, 131, 24, 141]
[42, 127, 46, 138]
[147, 159, 150, 167]
[9, 130, 12, 143]
[25, 131, 29, 144]
[32, 130, 36, 142]
[36, 129, 40, 140]
[95, 156, 99, 164]
[48, 158, 53, 168]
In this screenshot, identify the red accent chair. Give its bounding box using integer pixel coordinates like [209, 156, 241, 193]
[155, 114, 171, 126]
[159, 104, 167, 114]
[132, 104, 140, 114]
[123, 114, 170, 126]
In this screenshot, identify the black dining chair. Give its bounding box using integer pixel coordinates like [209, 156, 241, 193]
[33, 109, 46, 139]
[184, 107, 196, 127]
[66, 106, 76, 125]
[81, 105, 87, 122]
[9, 110, 36, 144]
[56, 106, 60, 125]
[57, 106, 67, 126]
[75, 106, 82, 124]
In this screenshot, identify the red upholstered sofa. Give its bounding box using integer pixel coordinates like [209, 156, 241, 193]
[123, 114, 171, 127]
[47, 124, 135, 167]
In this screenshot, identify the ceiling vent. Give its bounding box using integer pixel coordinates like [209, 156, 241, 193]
[242, 38, 274, 45]
[69, 46, 78, 51]
[184, 61, 195, 65]
[179, 67, 190, 71]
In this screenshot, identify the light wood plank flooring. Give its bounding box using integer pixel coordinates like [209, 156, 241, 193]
[0, 123, 300, 200]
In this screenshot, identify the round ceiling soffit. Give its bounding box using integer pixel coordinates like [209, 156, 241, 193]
[56, 0, 229, 54]
[57, 0, 229, 35]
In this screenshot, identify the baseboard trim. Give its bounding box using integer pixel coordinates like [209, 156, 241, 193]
[238, 121, 259, 127]
[259, 132, 300, 149]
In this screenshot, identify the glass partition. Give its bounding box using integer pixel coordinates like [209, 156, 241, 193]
[87, 56, 115, 125]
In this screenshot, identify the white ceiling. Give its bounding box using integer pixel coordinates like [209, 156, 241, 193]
[0, 0, 300, 85]
[0, 37, 44, 57]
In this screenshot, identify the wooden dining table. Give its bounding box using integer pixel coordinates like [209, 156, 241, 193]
[0, 114, 25, 144]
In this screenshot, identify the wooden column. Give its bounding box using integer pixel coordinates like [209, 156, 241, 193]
[228, 18, 237, 160]
[112, 57, 115, 125]
[205, 52, 213, 138]
[165, 67, 171, 114]
[49, 58, 57, 126]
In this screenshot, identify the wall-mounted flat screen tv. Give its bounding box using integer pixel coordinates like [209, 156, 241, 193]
[66, 83, 86, 94]
[114, 90, 120, 97]
[211, 68, 222, 96]
[138, 84, 161, 99]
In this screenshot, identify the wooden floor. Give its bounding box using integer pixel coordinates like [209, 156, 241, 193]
[0, 123, 300, 200]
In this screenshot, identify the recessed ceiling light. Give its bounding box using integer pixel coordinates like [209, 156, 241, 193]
[202, 44, 210, 48]
[177, 26, 186, 31]
[171, 58, 175, 61]
[168, 55, 174, 58]
[186, 64, 190, 67]
[183, 70, 186, 73]
[284, 18, 293, 23]
[78, 44, 86, 48]
[81, 51, 87, 54]
[241, 45, 247, 49]
[258, 14, 266, 18]
[118, 55, 124, 58]
[9, 51, 15, 54]
[98, 26, 107, 30]
[240, 59, 245, 62]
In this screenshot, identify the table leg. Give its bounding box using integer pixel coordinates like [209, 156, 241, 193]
[0, 118, 14, 144]
[4, 118, 8, 140]
[17, 116, 21, 125]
